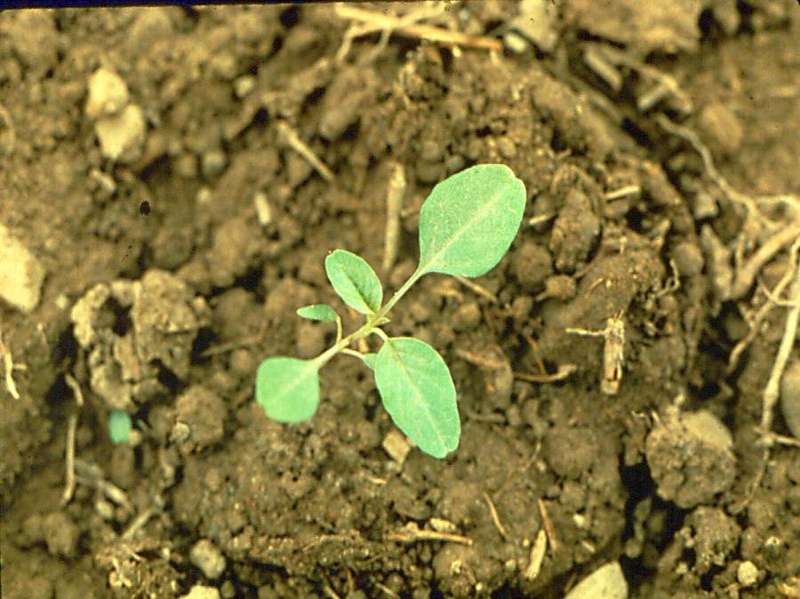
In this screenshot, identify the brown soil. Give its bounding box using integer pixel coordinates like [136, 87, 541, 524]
[1, 3, 799, 598]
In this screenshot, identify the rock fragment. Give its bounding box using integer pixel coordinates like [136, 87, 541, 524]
[0, 223, 46, 313]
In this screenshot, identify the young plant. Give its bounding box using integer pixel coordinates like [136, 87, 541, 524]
[255, 164, 526, 458]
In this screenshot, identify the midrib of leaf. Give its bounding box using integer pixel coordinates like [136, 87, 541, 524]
[349, 278, 376, 312]
[385, 341, 448, 449]
[417, 185, 515, 276]
[273, 359, 318, 403]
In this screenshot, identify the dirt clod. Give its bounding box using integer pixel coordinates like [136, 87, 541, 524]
[646, 408, 736, 508]
[174, 386, 227, 453]
[544, 425, 598, 479]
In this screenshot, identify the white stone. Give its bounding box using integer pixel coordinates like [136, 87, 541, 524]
[0, 223, 46, 313]
[86, 68, 130, 120]
[180, 586, 220, 599]
[564, 561, 628, 599]
[95, 104, 146, 163]
[737, 560, 760, 587]
[190, 539, 226, 580]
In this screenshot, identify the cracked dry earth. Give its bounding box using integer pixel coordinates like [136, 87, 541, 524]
[1, 2, 799, 598]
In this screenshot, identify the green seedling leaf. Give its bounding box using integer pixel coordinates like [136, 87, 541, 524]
[418, 164, 526, 278]
[374, 337, 460, 458]
[362, 352, 378, 370]
[325, 249, 383, 314]
[297, 303, 339, 322]
[256, 357, 320, 422]
[108, 409, 132, 445]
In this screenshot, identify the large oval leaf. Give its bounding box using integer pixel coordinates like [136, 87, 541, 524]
[255, 357, 320, 422]
[374, 337, 460, 458]
[325, 249, 383, 314]
[418, 164, 526, 277]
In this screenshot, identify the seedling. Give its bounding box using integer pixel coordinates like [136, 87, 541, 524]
[255, 164, 526, 458]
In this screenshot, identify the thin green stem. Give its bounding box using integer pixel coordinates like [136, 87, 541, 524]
[312, 267, 424, 369]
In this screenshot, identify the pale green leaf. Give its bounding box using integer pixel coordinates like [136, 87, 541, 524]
[418, 164, 526, 277]
[296, 303, 339, 322]
[325, 249, 383, 314]
[374, 337, 460, 458]
[362, 352, 378, 370]
[255, 357, 320, 422]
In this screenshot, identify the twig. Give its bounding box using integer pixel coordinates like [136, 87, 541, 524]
[527, 212, 556, 227]
[373, 582, 400, 598]
[0, 330, 20, 400]
[65, 373, 85, 407]
[728, 239, 800, 372]
[276, 120, 335, 182]
[567, 313, 626, 395]
[386, 523, 473, 546]
[760, 255, 800, 435]
[61, 374, 85, 505]
[61, 414, 78, 505]
[0, 104, 16, 155]
[335, 4, 502, 52]
[522, 332, 547, 374]
[483, 492, 510, 541]
[454, 348, 505, 370]
[731, 223, 800, 299]
[514, 364, 577, 384]
[453, 275, 499, 304]
[655, 114, 799, 219]
[523, 528, 548, 581]
[382, 162, 405, 275]
[537, 498, 559, 553]
[121, 507, 156, 540]
[322, 585, 341, 599]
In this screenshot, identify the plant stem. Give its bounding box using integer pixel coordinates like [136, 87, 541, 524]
[312, 267, 425, 369]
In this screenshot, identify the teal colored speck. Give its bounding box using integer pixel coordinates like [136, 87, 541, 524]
[108, 410, 132, 445]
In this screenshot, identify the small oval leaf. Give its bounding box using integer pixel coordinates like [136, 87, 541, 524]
[297, 303, 339, 322]
[325, 249, 383, 314]
[256, 357, 320, 422]
[418, 164, 526, 278]
[374, 337, 460, 458]
[108, 410, 132, 445]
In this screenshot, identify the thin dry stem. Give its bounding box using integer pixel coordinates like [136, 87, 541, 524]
[335, 4, 502, 52]
[386, 524, 473, 546]
[0, 330, 20, 400]
[453, 275, 499, 304]
[760, 256, 800, 434]
[483, 492, 510, 541]
[276, 120, 335, 182]
[382, 162, 405, 275]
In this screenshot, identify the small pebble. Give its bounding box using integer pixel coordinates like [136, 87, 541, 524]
[564, 561, 628, 599]
[698, 101, 743, 154]
[201, 149, 227, 178]
[95, 104, 147, 163]
[85, 68, 129, 120]
[181, 586, 220, 599]
[671, 241, 704, 277]
[234, 75, 256, 98]
[737, 560, 760, 587]
[0, 223, 46, 313]
[190, 539, 226, 580]
[503, 31, 530, 54]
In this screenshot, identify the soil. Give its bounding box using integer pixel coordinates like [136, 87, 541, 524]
[1, 3, 799, 598]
